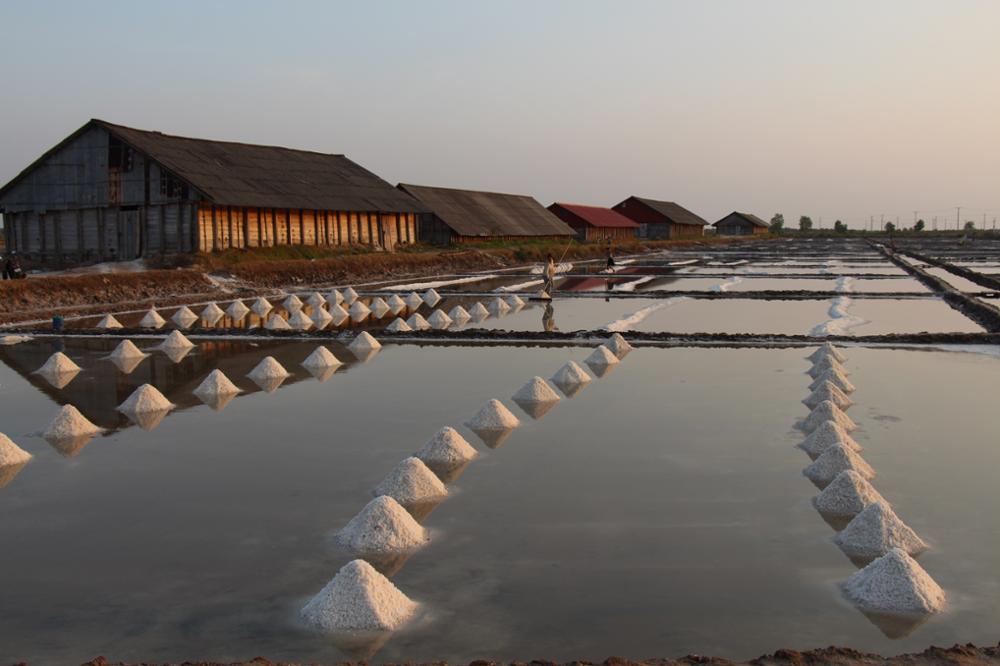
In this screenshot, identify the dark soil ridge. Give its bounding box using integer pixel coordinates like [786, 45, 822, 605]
[894, 248, 1000, 292]
[72, 642, 1000, 666]
[436, 291, 946, 300]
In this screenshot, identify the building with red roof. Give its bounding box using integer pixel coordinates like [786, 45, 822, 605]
[547, 203, 639, 242]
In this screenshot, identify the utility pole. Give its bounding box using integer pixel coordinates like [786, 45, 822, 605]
[957, 206, 961, 230]
[869, 216, 873, 232]
[880, 214, 885, 231]
[913, 211, 918, 228]
[933, 216, 938, 231]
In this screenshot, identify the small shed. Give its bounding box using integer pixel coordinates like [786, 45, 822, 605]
[612, 196, 707, 239]
[547, 203, 639, 242]
[397, 183, 574, 245]
[713, 212, 769, 236]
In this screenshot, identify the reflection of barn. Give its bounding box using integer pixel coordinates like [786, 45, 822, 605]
[713, 211, 769, 236]
[612, 196, 707, 239]
[546, 203, 638, 242]
[0, 119, 426, 266]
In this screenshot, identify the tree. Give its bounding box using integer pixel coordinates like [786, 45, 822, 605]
[885, 221, 896, 233]
[834, 220, 847, 233]
[799, 215, 813, 231]
[914, 219, 925, 232]
[769, 213, 784, 233]
[964, 220, 976, 231]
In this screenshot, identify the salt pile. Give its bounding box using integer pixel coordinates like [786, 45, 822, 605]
[512, 376, 561, 419]
[306, 291, 326, 309]
[373, 456, 448, 505]
[488, 297, 510, 314]
[0, 433, 32, 467]
[842, 548, 945, 615]
[604, 332, 633, 359]
[406, 312, 431, 331]
[349, 300, 372, 320]
[835, 503, 929, 560]
[43, 404, 102, 443]
[226, 300, 250, 320]
[404, 292, 424, 309]
[551, 361, 592, 396]
[585, 345, 620, 371]
[809, 367, 856, 394]
[95, 314, 123, 330]
[312, 307, 334, 328]
[422, 288, 441, 306]
[193, 369, 241, 401]
[504, 294, 525, 308]
[799, 420, 862, 458]
[117, 384, 174, 418]
[159, 330, 194, 350]
[337, 495, 429, 555]
[813, 470, 887, 518]
[265, 314, 292, 330]
[302, 346, 342, 370]
[803, 381, 854, 410]
[200, 302, 225, 322]
[251, 297, 273, 316]
[427, 310, 452, 329]
[370, 297, 390, 317]
[465, 399, 521, 432]
[348, 331, 382, 354]
[342, 287, 359, 304]
[110, 339, 147, 360]
[171, 306, 198, 327]
[247, 356, 291, 382]
[387, 294, 406, 313]
[808, 342, 847, 364]
[289, 309, 314, 330]
[300, 559, 417, 633]
[469, 302, 490, 319]
[803, 442, 875, 487]
[328, 303, 349, 323]
[327, 289, 344, 306]
[139, 308, 166, 328]
[385, 317, 412, 333]
[802, 400, 858, 433]
[415, 427, 478, 467]
[809, 356, 848, 379]
[283, 294, 303, 311]
[36, 352, 81, 377]
[448, 305, 471, 323]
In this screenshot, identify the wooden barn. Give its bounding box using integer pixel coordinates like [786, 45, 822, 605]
[612, 196, 707, 239]
[0, 119, 426, 266]
[547, 203, 638, 242]
[398, 183, 574, 245]
[713, 211, 769, 236]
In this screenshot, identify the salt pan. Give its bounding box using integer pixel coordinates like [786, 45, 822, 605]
[386, 317, 412, 333]
[251, 297, 272, 316]
[835, 503, 929, 561]
[139, 308, 166, 328]
[159, 330, 194, 350]
[488, 297, 510, 314]
[803, 442, 874, 487]
[373, 456, 448, 505]
[300, 559, 417, 633]
[96, 314, 123, 329]
[415, 426, 478, 467]
[809, 356, 848, 379]
[466, 399, 521, 431]
[288, 309, 314, 330]
[342, 287, 359, 304]
[43, 404, 102, 442]
[427, 309, 452, 329]
[604, 332, 633, 359]
[843, 548, 945, 615]
[404, 292, 424, 309]
[813, 470, 887, 518]
[265, 314, 292, 330]
[337, 495, 429, 555]
[809, 367, 856, 394]
[226, 300, 250, 320]
[422, 288, 441, 306]
[808, 342, 847, 364]
[406, 313, 431, 331]
[469, 302, 490, 319]
[171, 306, 198, 327]
[247, 356, 291, 381]
[802, 400, 857, 433]
[349, 331, 382, 355]
[283, 294, 303, 311]
[799, 420, 862, 458]
[200, 302, 225, 322]
[585, 345, 620, 371]
[302, 346, 342, 370]
[449, 305, 471, 323]
[0, 433, 32, 467]
[803, 381, 854, 410]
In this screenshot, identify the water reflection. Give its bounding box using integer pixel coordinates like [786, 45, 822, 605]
[0, 462, 28, 488]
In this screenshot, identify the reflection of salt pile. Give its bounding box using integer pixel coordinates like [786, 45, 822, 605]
[807, 342, 847, 364]
[139, 308, 166, 328]
[803, 381, 853, 410]
[248, 356, 291, 382]
[373, 456, 448, 505]
[512, 376, 561, 419]
[194, 369, 241, 403]
[349, 300, 372, 321]
[386, 318, 412, 333]
[422, 288, 440, 306]
[251, 297, 272, 316]
[551, 361, 592, 397]
[338, 495, 429, 555]
[370, 297, 390, 317]
[809, 356, 848, 379]
[803, 442, 874, 487]
[349, 331, 382, 354]
[488, 297, 510, 315]
[117, 384, 174, 429]
[289, 309, 314, 330]
[327, 289, 344, 306]
[171, 306, 198, 327]
[505, 294, 525, 308]
[799, 420, 862, 458]
[469, 302, 490, 320]
[302, 346, 342, 370]
[404, 292, 423, 309]
[159, 330, 194, 350]
[96, 314, 123, 329]
[0, 433, 32, 467]
[810, 367, 856, 394]
[306, 292, 326, 309]
[342, 287, 359, 304]
[387, 294, 406, 313]
[415, 427, 478, 467]
[427, 309, 452, 329]
[301, 559, 417, 633]
[406, 312, 430, 331]
[813, 470, 887, 518]
[835, 503, 929, 560]
[226, 300, 250, 320]
[265, 313, 291, 330]
[604, 332, 633, 359]
[449, 305, 471, 323]
[585, 345, 620, 373]
[843, 548, 945, 615]
[329, 304, 349, 323]
[283, 294, 303, 311]
[802, 400, 857, 433]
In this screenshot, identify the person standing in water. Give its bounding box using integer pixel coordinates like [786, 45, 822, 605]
[544, 254, 557, 296]
[605, 240, 616, 271]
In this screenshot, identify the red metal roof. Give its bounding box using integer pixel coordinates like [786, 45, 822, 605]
[549, 203, 640, 229]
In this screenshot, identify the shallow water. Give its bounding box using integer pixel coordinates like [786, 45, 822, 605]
[1, 340, 999, 663]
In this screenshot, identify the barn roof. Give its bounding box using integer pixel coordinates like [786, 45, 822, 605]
[714, 211, 769, 228]
[0, 119, 426, 213]
[616, 197, 708, 226]
[548, 203, 639, 229]
[398, 183, 575, 238]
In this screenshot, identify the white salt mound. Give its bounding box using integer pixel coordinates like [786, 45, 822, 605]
[373, 456, 448, 505]
[406, 313, 430, 331]
[265, 314, 291, 330]
[349, 300, 371, 318]
[370, 297, 390, 315]
[283, 294, 303, 311]
[36, 352, 82, 376]
[300, 559, 417, 633]
[809, 356, 848, 378]
[466, 399, 521, 431]
[799, 420, 862, 458]
[810, 367, 856, 394]
[814, 470, 888, 518]
[552, 361, 592, 388]
[804, 381, 854, 410]
[843, 548, 945, 615]
[427, 309, 452, 329]
[171, 306, 198, 326]
[201, 302, 225, 320]
[193, 369, 241, 399]
[469, 302, 490, 319]
[405, 292, 423, 309]
[289, 309, 314, 330]
[349, 331, 382, 354]
[802, 400, 858, 433]
[139, 308, 166, 328]
[329, 304, 349, 321]
[326, 289, 344, 306]
[251, 297, 273, 316]
[306, 291, 326, 308]
[505, 294, 525, 308]
[512, 377, 561, 405]
[342, 287, 359, 304]
[0, 433, 32, 467]
[803, 442, 875, 486]
[488, 297, 510, 314]
[808, 342, 847, 364]
[449, 305, 471, 322]
[247, 356, 291, 381]
[387, 294, 406, 311]
[118, 384, 174, 414]
[835, 503, 929, 560]
[44, 405, 102, 441]
[337, 495, 429, 555]
[302, 346, 342, 369]
[312, 307, 333, 327]
[386, 317, 412, 333]
[585, 345, 620, 369]
[415, 427, 478, 466]
[96, 314, 123, 329]
[111, 340, 147, 360]
[226, 300, 250, 320]
[160, 330, 194, 350]
[422, 288, 441, 306]
[604, 332, 632, 358]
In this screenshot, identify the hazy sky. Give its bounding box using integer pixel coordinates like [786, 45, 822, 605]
[2, 0, 999, 229]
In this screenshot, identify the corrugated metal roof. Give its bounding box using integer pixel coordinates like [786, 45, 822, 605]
[617, 197, 708, 226]
[714, 211, 769, 228]
[549, 203, 639, 229]
[398, 183, 574, 238]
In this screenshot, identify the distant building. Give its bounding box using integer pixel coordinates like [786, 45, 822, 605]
[547, 203, 639, 242]
[713, 212, 769, 236]
[612, 196, 707, 239]
[397, 183, 574, 245]
[0, 119, 426, 266]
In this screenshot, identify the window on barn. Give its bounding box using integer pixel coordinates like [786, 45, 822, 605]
[108, 137, 133, 172]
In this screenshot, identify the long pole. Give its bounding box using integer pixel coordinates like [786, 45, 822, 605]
[957, 206, 961, 230]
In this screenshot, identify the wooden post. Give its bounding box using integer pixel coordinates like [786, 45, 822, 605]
[53, 211, 63, 267]
[76, 209, 85, 262]
[210, 205, 218, 252]
[243, 206, 250, 247]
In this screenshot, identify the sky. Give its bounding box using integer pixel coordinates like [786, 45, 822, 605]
[1, 0, 999, 229]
